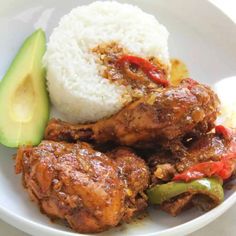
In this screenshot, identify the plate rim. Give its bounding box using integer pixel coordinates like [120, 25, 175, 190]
[0, 192, 236, 236]
[0, 0, 236, 235]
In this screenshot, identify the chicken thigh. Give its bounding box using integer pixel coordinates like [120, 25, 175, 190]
[15, 141, 149, 233]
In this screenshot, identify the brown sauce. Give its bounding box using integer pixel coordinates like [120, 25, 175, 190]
[92, 43, 189, 107]
[92, 42, 170, 99]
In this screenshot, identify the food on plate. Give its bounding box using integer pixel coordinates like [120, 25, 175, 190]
[15, 141, 149, 233]
[148, 128, 231, 181]
[173, 126, 236, 182]
[147, 178, 224, 215]
[43, 1, 169, 123]
[45, 78, 219, 148]
[0, 29, 49, 147]
[147, 126, 236, 216]
[0, 0, 231, 234]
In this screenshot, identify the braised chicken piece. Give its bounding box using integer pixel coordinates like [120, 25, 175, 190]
[148, 132, 229, 184]
[148, 131, 231, 216]
[45, 79, 219, 148]
[15, 141, 149, 233]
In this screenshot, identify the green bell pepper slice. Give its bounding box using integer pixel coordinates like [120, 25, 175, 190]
[147, 178, 224, 205]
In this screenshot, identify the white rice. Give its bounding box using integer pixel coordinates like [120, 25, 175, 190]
[44, 1, 169, 123]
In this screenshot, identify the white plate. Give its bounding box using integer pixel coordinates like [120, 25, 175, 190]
[0, 0, 236, 236]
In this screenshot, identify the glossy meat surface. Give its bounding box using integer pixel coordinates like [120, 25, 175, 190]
[148, 133, 229, 184]
[148, 132, 230, 216]
[45, 79, 219, 148]
[15, 141, 149, 233]
[107, 147, 149, 221]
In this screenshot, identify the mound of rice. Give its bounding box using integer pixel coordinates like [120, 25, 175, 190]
[44, 1, 169, 123]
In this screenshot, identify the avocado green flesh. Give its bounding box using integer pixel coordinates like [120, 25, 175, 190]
[147, 178, 224, 205]
[0, 29, 49, 147]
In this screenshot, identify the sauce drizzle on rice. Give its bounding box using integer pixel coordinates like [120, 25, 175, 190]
[92, 42, 170, 99]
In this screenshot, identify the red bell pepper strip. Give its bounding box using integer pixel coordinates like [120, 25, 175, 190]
[116, 55, 169, 87]
[215, 125, 236, 153]
[173, 158, 235, 182]
[215, 125, 232, 140]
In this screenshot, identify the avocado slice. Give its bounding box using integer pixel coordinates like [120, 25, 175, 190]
[0, 29, 50, 147]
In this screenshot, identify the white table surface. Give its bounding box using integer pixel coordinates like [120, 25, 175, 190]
[0, 0, 236, 235]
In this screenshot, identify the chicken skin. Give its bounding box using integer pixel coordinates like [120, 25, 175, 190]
[15, 141, 149, 233]
[45, 79, 219, 148]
